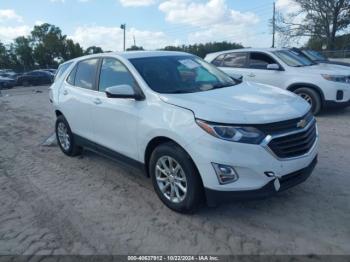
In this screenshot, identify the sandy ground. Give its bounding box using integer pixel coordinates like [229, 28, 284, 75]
[0, 85, 349, 255]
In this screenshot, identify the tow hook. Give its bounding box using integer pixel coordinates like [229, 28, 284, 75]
[264, 171, 281, 191]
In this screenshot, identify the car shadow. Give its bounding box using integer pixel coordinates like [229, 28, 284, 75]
[317, 107, 350, 117]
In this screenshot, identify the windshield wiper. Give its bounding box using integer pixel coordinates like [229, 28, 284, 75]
[167, 89, 196, 94]
[212, 82, 234, 90]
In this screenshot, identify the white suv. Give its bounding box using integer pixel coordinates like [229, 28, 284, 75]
[205, 48, 350, 114]
[50, 51, 319, 213]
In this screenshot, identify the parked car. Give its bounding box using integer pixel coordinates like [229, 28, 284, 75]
[0, 76, 16, 89]
[42, 69, 57, 75]
[17, 70, 54, 86]
[205, 48, 350, 114]
[50, 51, 319, 213]
[291, 48, 350, 67]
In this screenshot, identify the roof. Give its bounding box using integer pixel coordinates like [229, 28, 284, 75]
[116, 50, 192, 59]
[205, 47, 288, 58]
[60, 50, 193, 65]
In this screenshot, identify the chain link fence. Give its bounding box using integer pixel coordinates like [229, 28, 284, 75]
[321, 50, 350, 59]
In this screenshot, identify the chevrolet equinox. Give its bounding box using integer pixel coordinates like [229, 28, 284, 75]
[50, 51, 319, 213]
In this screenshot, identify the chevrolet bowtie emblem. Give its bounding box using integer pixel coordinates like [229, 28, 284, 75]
[297, 119, 307, 128]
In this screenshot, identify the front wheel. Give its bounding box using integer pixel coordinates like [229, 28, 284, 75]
[294, 87, 322, 115]
[55, 115, 82, 156]
[149, 142, 203, 213]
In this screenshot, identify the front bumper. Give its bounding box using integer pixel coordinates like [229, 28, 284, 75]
[205, 156, 318, 206]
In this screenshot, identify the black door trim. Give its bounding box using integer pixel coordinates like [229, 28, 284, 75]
[74, 134, 146, 175]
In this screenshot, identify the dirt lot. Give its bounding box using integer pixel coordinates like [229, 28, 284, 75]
[0, 85, 349, 255]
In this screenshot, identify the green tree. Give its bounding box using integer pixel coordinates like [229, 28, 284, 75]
[63, 39, 84, 60]
[126, 45, 144, 51]
[162, 42, 243, 58]
[276, 0, 350, 49]
[13, 36, 34, 71]
[0, 42, 12, 68]
[31, 23, 67, 68]
[84, 46, 104, 55]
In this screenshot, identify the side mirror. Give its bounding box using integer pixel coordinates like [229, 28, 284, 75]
[230, 74, 243, 83]
[105, 85, 144, 100]
[267, 64, 280, 70]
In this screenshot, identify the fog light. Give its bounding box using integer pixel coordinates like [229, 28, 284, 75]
[212, 163, 239, 184]
[337, 90, 343, 100]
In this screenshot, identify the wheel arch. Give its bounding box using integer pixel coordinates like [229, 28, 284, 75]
[55, 110, 64, 117]
[144, 136, 204, 187]
[287, 83, 325, 103]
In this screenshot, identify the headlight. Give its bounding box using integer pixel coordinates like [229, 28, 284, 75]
[322, 74, 350, 83]
[196, 119, 265, 144]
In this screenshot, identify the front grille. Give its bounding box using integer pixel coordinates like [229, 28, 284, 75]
[267, 120, 317, 159]
[257, 111, 314, 134]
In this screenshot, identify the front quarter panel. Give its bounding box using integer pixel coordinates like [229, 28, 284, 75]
[137, 96, 202, 163]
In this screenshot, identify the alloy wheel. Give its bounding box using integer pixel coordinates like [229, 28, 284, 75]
[155, 156, 187, 203]
[57, 122, 71, 151]
[298, 93, 313, 106]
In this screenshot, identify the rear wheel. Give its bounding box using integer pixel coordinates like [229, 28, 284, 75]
[55, 115, 82, 156]
[149, 142, 203, 213]
[22, 80, 30, 87]
[294, 87, 322, 115]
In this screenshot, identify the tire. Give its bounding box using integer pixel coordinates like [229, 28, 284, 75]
[294, 87, 322, 115]
[55, 115, 82, 156]
[22, 80, 30, 87]
[149, 142, 203, 213]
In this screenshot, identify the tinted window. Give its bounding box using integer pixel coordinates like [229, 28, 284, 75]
[67, 65, 77, 85]
[98, 58, 136, 92]
[55, 62, 73, 81]
[274, 50, 316, 67]
[222, 53, 247, 68]
[130, 56, 236, 94]
[248, 52, 276, 69]
[302, 50, 327, 61]
[212, 54, 225, 66]
[74, 59, 99, 89]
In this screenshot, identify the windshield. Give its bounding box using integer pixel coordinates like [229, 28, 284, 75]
[273, 50, 316, 67]
[129, 56, 237, 94]
[302, 50, 328, 61]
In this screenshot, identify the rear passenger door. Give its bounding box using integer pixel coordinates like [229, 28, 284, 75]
[91, 57, 141, 160]
[59, 58, 100, 141]
[217, 52, 249, 79]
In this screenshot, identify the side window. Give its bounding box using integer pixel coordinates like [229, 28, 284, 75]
[66, 65, 77, 85]
[212, 54, 225, 66]
[75, 58, 99, 90]
[55, 62, 73, 81]
[222, 53, 247, 68]
[98, 58, 136, 92]
[248, 52, 276, 69]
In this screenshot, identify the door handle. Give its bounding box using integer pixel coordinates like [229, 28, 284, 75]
[63, 89, 68, 95]
[248, 73, 256, 77]
[93, 98, 102, 105]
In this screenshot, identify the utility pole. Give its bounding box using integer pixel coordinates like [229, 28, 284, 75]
[133, 35, 136, 46]
[120, 23, 126, 51]
[272, 2, 276, 48]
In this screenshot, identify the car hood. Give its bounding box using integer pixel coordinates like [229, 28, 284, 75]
[159, 82, 310, 124]
[301, 63, 350, 74]
[319, 60, 350, 67]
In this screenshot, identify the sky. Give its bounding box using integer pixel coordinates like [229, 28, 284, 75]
[0, 0, 297, 51]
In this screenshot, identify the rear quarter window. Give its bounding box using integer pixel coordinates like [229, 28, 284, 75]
[55, 62, 73, 81]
